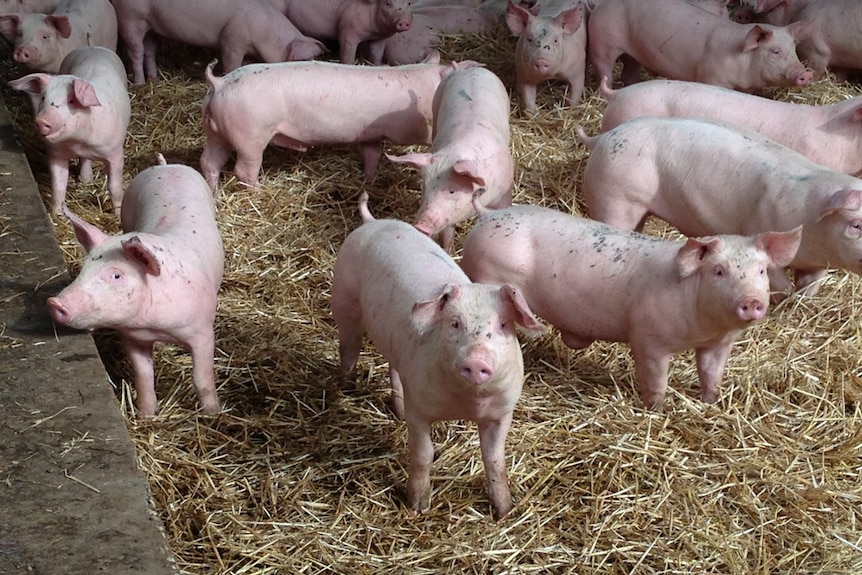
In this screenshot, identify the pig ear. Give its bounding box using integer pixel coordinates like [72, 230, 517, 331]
[852, 105, 862, 123]
[8, 72, 52, 95]
[819, 189, 862, 220]
[411, 283, 462, 333]
[556, 4, 583, 33]
[386, 152, 434, 171]
[786, 18, 817, 42]
[676, 236, 722, 278]
[0, 14, 20, 41]
[63, 205, 110, 253]
[71, 78, 101, 108]
[46, 14, 72, 39]
[121, 236, 162, 276]
[453, 159, 486, 187]
[754, 0, 786, 13]
[505, 2, 532, 35]
[753, 226, 802, 268]
[743, 25, 773, 52]
[499, 284, 544, 334]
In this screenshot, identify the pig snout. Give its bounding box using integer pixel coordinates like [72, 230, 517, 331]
[14, 46, 34, 63]
[793, 69, 814, 86]
[47, 296, 72, 325]
[459, 355, 494, 385]
[736, 296, 767, 322]
[396, 16, 412, 32]
[35, 115, 59, 138]
[531, 57, 553, 74]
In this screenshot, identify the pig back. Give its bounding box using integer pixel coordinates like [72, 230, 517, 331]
[432, 66, 510, 144]
[120, 164, 224, 283]
[59, 46, 128, 95]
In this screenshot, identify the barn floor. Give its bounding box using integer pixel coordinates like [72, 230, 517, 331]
[0, 96, 177, 575]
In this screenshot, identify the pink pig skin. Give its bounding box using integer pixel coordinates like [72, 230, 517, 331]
[268, 0, 413, 65]
[587, 0, 814, 90]
[754, 0, 862, 79]
[505, 0, 587, 113]
[578, 117, 862, 297]
[386, 66, 514, 252]
[599, 78, 862, 176]
[46, 158, 225, 417]
[111, 0, 326, 85]
[8, 46, 130, 216]
[0, 0, 61, 15]
[0, 0, 118, 73]
[461, 204, 801, 410]
[331, 193, 543, 519]
[200, 59, 478, 191]
[381, 6, 493, 65]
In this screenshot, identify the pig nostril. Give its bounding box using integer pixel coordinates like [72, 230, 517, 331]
[460, 359, 494, 384]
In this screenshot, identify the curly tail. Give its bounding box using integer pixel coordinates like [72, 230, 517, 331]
[575, 125, 596, 149]
[598, 76, 616, 99]
[204, 59, 222, 90]
[358, 191, 374, 223]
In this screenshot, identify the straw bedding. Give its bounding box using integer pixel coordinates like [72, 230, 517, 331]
[4, 24, 862, 575]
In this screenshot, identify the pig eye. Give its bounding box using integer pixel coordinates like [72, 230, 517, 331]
[713, 265, 725, 277]
[500, 321, 508, 330]
[450, 319, 461, 329]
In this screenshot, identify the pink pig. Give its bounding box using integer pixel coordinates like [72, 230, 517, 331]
[0, 0, 61, 15]
[111, 0, 327, 85]
[331, 193, 543, 519]
[381, 5, 493, 65]
[0, 0, 118, 73]
[505, 0, 587, 112]
[461, 204, 801, 409]
[578, 117, 862, 297]
[588, 0, 814, 89]
[387, 66, 514, 251]
[268, 0, 413, 65]
[47, 156, 225, 416]
[599, 78, 862, 176]
[753, 0, 862, 79]
[9, 46, 130, 215]
[200, 58, 479, 190]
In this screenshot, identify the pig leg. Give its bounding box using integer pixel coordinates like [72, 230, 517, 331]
[389, 367, 405, 420]
[586, 201, 648, 232]
[122, 336, 158, 416]
[188, 333, 221, 414]
[518, 81, 538, 113]
[79, 158, 93, 183]
[477, 416, 514, 520]
[359, 142, 383, 180]
[439, 226, 456, 254]
[695, 337, 736, 404]
[219, 44, 245, 75]
[332, 291, 364, 376]
[200, 138, 233, 192]
[47, 156, 71, 215]
[768, 266, 795, 302]
[406, 417, 435, 514]
[366, 39, 386, 66]
[794, 268, 828, 296]
[105, 155, 125, 216]
[338, 32, 362, 64]
[119, 22, 149, 84]
[564, 74, 584, 108]
[233, 149, 265, 188]
[143, 34, 158, 81]
[629, 342, 672, 410]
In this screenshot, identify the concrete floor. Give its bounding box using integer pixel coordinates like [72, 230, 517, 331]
[0, 99, 179, 574]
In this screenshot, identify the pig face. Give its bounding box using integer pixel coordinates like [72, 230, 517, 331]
[8, 72, 102, 144]
[0, 13, 71, 69]
[677, 229, 800, 328]
[412, 282, 543, 390]
[744, 22, 814, 86]
[813, 189, 862, 274]
[507, 3, 583, 75]
[376, 0, 413, 32]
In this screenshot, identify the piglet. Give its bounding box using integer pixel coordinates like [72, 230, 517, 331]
[200, 58, 479, 190]
[578, 117, 862, 296]
[0, 0, 118, 73]
[332, 193, 543, 519]
[47, 156, 225, 416]
[0, 0, 61, 15]
[599, 78, 862, 176]
[269, 0, 413, 64]
[506, 0, 587, 112]
[381, 5, 493, 65]
[9, 46, 130, 215]
[387, 66, 514, 251]
[588, 0, 814, 89]
[112, 0, 326, 84]
[461, 204, 801, 409]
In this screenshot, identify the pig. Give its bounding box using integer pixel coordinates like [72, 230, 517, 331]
[331, 192, 544, 519]
[0, 0, 118, 73]
[268, 0, 413, 65]
[46, 156, 225, 417]
[461, 204, 801, 409]
[577, 117, 862, 297]
[381, 5, 493, 65]
[599, 78, 862, 176]
[0, 0, 61, 15]
[8, 46, 130, 215]
[111, 0, 327, 85]
[587, 0, 814, 89]
[505, 0, 587, 113]
[386, 66, 514, 251]
[200, 58, 479, 190]
[750, 0, 862, 79]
